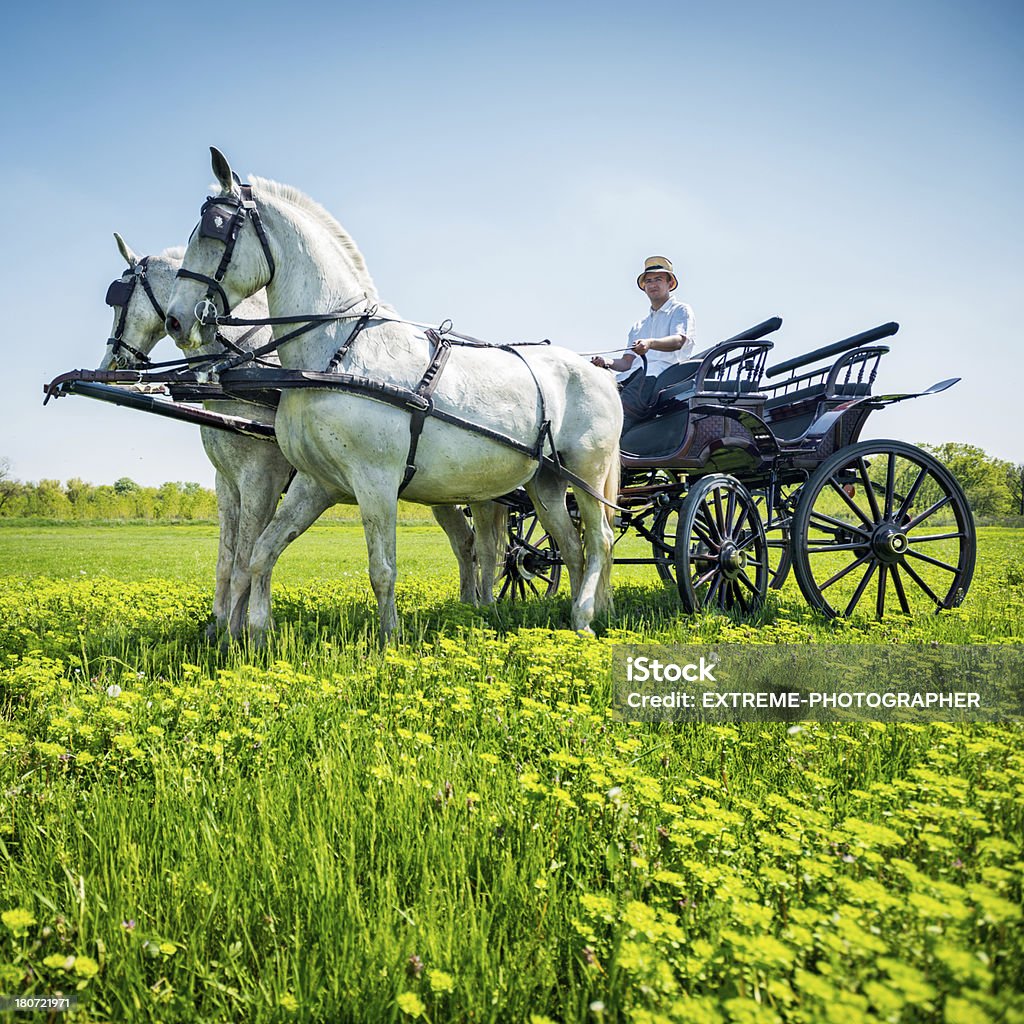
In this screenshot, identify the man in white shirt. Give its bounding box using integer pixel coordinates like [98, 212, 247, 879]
[592, 256, 695, 379]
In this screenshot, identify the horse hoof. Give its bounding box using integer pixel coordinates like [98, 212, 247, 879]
[575, 626, 596, 638]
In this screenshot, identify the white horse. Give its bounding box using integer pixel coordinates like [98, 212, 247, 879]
[165, 148, 621, 638]
[100, 234, 490, 632]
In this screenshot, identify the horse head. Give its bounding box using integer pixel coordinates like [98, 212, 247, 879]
[99, 234, 181, 370]
[165, 147, 275, 352]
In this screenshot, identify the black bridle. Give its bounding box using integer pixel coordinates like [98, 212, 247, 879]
[105, 257, 166, 367]
[177, 183, 276, 327]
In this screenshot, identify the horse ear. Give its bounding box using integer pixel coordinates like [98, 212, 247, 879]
[114, 232, 138, 269]
[210, 147, 235, 194]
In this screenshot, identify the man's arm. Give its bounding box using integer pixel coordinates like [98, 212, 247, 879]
[591, 351, 638, 371]
[630, 334, 686, 356]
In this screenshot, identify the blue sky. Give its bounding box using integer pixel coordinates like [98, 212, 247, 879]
[1, 0, 1020, 486]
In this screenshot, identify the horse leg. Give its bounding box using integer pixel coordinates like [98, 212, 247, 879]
[351, 478, 401, 640]
[227, 460, 292, 632]
[211, 471, 240, 637]
[432, 505, 478, 604]
[524, 471, 584, 597]
[236, 472, 335, 640]
[467, 501, 507, 604]
[569, 488, 616, 633]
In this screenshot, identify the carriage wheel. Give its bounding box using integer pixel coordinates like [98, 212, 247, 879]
[751, 484, 800, 590]
[674, 475, 769, 614]
[495, 508, 563, 600]
[790, 439, 976, 619]
[650, 500, 684, 586]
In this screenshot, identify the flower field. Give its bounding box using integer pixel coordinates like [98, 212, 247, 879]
[1, 524, 1023, 1023]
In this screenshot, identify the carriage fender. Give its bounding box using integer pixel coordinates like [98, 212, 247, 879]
[803, 378, 960, 444]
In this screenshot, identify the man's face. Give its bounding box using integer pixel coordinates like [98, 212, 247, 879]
[642, 272, 672, 306]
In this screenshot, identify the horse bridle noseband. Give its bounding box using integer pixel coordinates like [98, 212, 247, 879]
[105, 257, 166, 367]
[178, 183, 276, 328]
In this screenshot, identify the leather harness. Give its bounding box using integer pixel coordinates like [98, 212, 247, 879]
[170, 186, 618, 507]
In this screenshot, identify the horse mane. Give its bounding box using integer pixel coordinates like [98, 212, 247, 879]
[159, 245, 186, 260]
[247, 175, 379, 302]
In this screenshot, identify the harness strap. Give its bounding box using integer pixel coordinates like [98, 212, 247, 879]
[239, 184, 276, 285]
[398, 338, 452, 495]
[213, 366, 626, 510]
[326, 307, 376, 374]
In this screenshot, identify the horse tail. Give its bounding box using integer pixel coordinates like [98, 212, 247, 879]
[603, 448, 620, 529]
[598, 446, 618, 606]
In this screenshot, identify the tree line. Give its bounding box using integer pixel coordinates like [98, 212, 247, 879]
[2, 446, 1022, 521]
[0, 464, 218, 521]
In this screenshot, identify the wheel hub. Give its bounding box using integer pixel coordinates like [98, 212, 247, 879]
[512, 545, 553, 580]
[719, 541, 748, 579]
[871, 523, 909, 564]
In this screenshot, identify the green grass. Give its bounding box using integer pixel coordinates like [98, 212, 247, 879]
[1, 525, 1022, 1022]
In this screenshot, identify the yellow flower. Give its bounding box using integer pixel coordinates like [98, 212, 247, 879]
[428, 969, 454, 993]
[2, 908, 36, 935]
[397, 992, 426, 1017]
[279, 993, 299, 1012]
[73, 955, 100, 978]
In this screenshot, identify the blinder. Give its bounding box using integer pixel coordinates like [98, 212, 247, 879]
[198, 202, 241, 244]
[177, 184, 276, 328]
[105, 277, 135, 309]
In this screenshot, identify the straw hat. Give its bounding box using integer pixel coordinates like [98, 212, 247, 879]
[636, 256, 678, 291]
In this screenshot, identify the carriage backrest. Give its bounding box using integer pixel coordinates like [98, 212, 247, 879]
[654, 340, 773, 409]
[763, 345, 889, 440]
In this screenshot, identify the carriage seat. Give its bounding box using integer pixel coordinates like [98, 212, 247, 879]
[620, 408, 690, 461]
[763, 380, 872, 440]
[764, 379, 871, 414]
[646, 361, 762, 410]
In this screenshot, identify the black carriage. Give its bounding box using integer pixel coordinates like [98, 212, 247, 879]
[494, 318, 975, 620]
[46, 316, 976, 621]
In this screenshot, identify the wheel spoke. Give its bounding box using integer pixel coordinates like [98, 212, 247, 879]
[817, 550, 873, 592]
[844, 560, 878, 616]
[905, 495, 952, 530]
[692, 515, 719, 550]
[522, 515, 538, 544]
[807, 541, 872, 553]
[857, 458, 882, 521]
[733, 582, 749, 614]
[695, 565, 718, 586]
[828, 478, 874, 528]
[725, 487, 737, 537]
[904, 548, 959, 575]
[808, 509, 871, 538]
[896, 465, 929, 523]
[898, 558, 943, 607]
[876, 564, 888, 618]
[884, 452, 896, 519]
[737, 569, 759, 595]
[905, 531, 965, 543]
[890, 563, 911, 613]
[712, 487, 726, 539]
